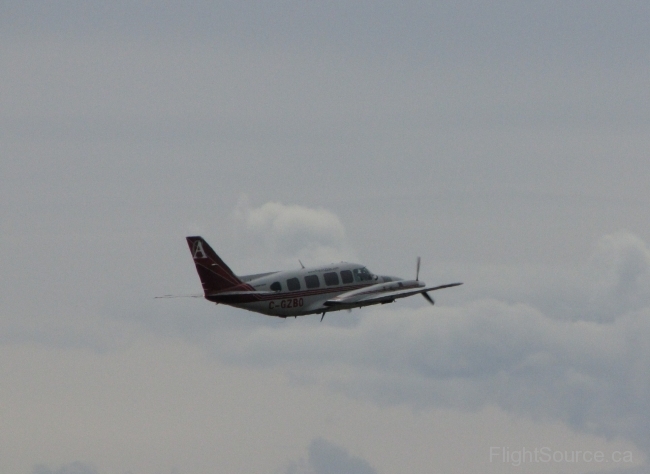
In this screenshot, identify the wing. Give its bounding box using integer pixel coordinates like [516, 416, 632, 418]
[324, 282, 462, 307]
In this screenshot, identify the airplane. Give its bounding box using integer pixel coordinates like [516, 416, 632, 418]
[181, 236, 462, 321]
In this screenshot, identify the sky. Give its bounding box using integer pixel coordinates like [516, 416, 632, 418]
[1, 1, 650, 473]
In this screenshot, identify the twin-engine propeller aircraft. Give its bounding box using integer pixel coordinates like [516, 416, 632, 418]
[182, 236, 462, 320]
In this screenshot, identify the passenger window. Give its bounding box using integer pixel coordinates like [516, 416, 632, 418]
[324, 272, 339, 286]
[304, 275, 320, 289]
[340, 270, 353, 284]
[287, 277, 301, 291]
[270, 281, 282, 292]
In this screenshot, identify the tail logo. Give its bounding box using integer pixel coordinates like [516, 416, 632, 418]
[192, 240, 207, 259]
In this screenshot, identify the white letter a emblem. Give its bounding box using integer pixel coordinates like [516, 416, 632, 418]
[193, 241, 207, 259]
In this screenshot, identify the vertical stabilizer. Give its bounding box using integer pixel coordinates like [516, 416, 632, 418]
[186, 236, 248, 295]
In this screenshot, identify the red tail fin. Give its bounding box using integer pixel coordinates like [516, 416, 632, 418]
[186, 236, 249, 295]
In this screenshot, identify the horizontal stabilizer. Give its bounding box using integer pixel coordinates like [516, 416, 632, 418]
[238, 271, 280, 283]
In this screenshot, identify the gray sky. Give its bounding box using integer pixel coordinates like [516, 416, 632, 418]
[2, 2, 650, 473]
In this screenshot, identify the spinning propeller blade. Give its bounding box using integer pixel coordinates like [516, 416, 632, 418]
[422, 292, 435, 305]
[416, 257, 435, 305]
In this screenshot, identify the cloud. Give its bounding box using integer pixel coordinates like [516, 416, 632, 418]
[586, 231, 650, 321]
[527, 231, 650, 324]
[232, 196, 357, 268]
[220, 301, 650, 437]
[213, 231, 650, 460]
[285, 438, 377, 474]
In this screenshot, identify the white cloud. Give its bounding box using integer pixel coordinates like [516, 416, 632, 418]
[526, 231, 650, 324]
[585, 231, 650, 321]
[284, 438, 377, 474]
[232, 196, 357, 269]
[209, 232, 650, 460]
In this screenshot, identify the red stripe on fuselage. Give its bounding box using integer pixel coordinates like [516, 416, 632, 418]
[206, 283, 369, 304]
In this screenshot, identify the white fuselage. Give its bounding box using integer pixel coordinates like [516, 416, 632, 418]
[232, 262, 397, 317]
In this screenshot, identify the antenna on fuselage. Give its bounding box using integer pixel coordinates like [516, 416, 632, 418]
[299, 260, 305, 269]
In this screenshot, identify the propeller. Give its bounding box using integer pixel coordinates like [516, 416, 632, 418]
[416, 257, 434, 305]
[422, 292, 435, 305]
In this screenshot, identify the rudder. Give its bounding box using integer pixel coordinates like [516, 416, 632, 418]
[186, 236, 248, 295]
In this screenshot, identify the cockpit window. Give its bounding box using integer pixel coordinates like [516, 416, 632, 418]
[353, 267, 373, 282]
[286, 277, 300, 291]
[270, 281, 282, 292]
